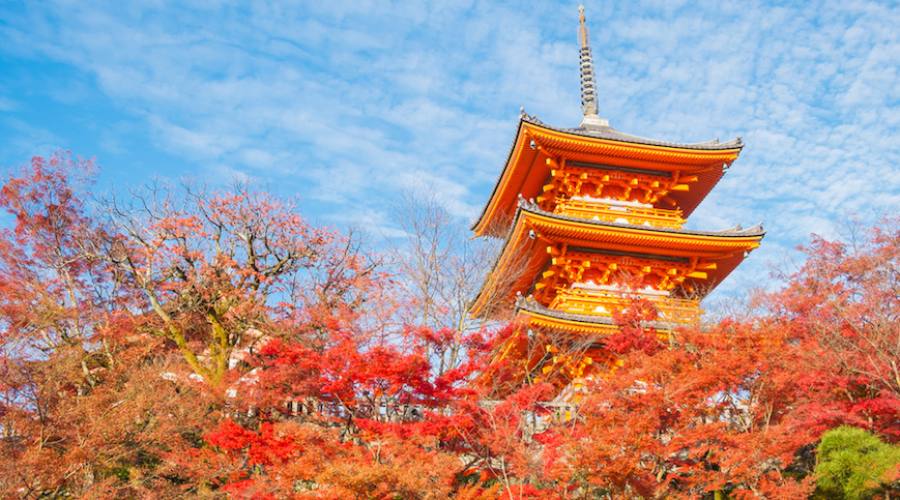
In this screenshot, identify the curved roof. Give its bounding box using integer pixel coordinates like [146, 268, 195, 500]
[471, 116, 744, 237]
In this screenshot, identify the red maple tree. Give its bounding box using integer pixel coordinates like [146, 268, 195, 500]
[0, 154, 896, 498]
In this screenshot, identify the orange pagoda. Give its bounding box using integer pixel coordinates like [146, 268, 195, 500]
[471, 7, 764, 387]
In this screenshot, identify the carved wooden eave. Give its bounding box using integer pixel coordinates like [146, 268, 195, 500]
[470, 203, 763, 317]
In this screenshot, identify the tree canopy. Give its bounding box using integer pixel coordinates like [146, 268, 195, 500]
[0, 154, 897, 498]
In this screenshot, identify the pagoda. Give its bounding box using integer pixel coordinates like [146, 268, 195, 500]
[470, 7, 764, 386]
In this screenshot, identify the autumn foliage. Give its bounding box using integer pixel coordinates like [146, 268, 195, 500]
[0, 154, 897, 498]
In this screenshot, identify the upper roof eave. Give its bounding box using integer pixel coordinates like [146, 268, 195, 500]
[470, 117, 534, 233]
[471, 114, 745, 236]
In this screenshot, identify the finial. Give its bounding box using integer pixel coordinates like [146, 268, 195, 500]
[578, 5, 588, 48]
[577, 5, 609, 129]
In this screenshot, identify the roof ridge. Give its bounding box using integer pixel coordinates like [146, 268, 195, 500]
[521, 114, 744, 150]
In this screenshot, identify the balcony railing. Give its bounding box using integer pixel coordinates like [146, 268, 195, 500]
[549, 287, 700, 325]
[554, 199, 685, 229]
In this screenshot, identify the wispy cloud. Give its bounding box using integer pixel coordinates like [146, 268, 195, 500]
[0, 0, 897, 299]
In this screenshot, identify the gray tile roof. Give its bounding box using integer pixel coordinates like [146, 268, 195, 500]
[521, 112, 743, 151]
[517, 199, 765, 238]
[516, 296, 679, 331]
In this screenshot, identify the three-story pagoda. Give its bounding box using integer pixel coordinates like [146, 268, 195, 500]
[471, 7, 764, 383]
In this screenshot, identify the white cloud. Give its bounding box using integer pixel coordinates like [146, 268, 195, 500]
[0, 0, 897, 303]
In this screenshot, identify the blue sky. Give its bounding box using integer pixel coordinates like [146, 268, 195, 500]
[0, 1, 897, 301]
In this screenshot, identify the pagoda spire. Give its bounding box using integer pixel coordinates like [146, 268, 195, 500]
[578, 5, 609, 129]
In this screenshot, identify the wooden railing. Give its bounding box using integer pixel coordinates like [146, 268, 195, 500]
[554, 199, 685, 229]
[549, 287, 700, 325]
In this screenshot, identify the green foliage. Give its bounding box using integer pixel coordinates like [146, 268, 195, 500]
[814, 426, 900, 499]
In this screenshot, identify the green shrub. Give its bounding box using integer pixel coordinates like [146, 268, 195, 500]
[814, 426, 900, 499]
